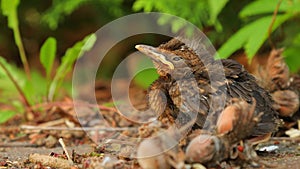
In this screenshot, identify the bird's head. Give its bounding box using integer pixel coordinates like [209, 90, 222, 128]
[135, 38, 212, 79]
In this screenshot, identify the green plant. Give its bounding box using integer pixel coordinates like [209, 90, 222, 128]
[133, 0, 300, 72]
[42, 0, 126, 30]
[1, 0, 30, 78]
[218, 0, 300, 62]
[0, 0, 96, 123]
[56, 35, 96, 98]
[133, 0, 228, 32]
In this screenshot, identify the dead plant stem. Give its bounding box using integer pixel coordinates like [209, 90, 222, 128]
[268, 0, 283, 48]
[0, 61, 32, 113]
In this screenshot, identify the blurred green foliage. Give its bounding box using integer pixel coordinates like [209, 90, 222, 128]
[0, 0, 96, 123]
[0, 34, 95, 123]
[42, 0, 126, 30]
[133, 0, 300, 72]
[1, 0, 30, 78]
[133, 0, 228, 32]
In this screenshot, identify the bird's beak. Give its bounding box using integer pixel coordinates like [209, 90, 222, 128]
[135, 44, 175, 70]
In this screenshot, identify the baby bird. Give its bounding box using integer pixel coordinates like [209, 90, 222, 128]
[135, 36, 280, 166]
[136, 37, 279, 136]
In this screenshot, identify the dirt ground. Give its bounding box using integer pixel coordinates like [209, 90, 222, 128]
[253, 139, 300, 169]
[1, 139, 300, 169]
[0, 144, 93, 161]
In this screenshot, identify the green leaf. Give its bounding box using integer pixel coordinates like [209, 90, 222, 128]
[0, 56, 49, 105]
[245, 14, 291, 59]
[1, 0, 19, 29]
[0, 110, 17, 124]
[0, 57, 21, 99]
[40, 37, 57, 79]
[1, 0, 29, 78]
[217, 25, 251, 59]
[132, 57, 159, 89]
[134, 69, 159, 89]
[208, 0, 229, 24]
[289, 0, 300, 13]
[218, 14, 292, 59]
[132, 0, 156, 12]
[81, 34, 97, 52]
[22, 71, 48, 104]
[48, 34, 96, 100]
[239, 0, 295, 18]
[284, 33, 300, 72]
[284, 48, 300, 72]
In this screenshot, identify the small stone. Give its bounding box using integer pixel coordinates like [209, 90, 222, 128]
[192, 163, 207, 169]
[45, 135, 58, 148]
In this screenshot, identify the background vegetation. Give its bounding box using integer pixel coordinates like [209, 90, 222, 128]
[0, 0, 299, 123]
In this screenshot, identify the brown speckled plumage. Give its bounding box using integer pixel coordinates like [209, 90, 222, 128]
[137, 37, 280, 138]
[135, 37, 284, 167]
[255, 49, 300, 122]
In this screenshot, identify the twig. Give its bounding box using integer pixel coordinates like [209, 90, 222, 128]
[37, 118, 66, 127]
[31, 101, 118, 112]
[58, 138, 73, 165]
[20, 125, 137, 132]
[268, 0, 283, 49]
[104, 138, 138, 146]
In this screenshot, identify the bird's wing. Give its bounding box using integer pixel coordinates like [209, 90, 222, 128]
[221, 59, 253, 102]
[221, 59, 280, 136]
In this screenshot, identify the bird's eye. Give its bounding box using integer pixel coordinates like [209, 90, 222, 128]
[172, 57, 182, 61]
